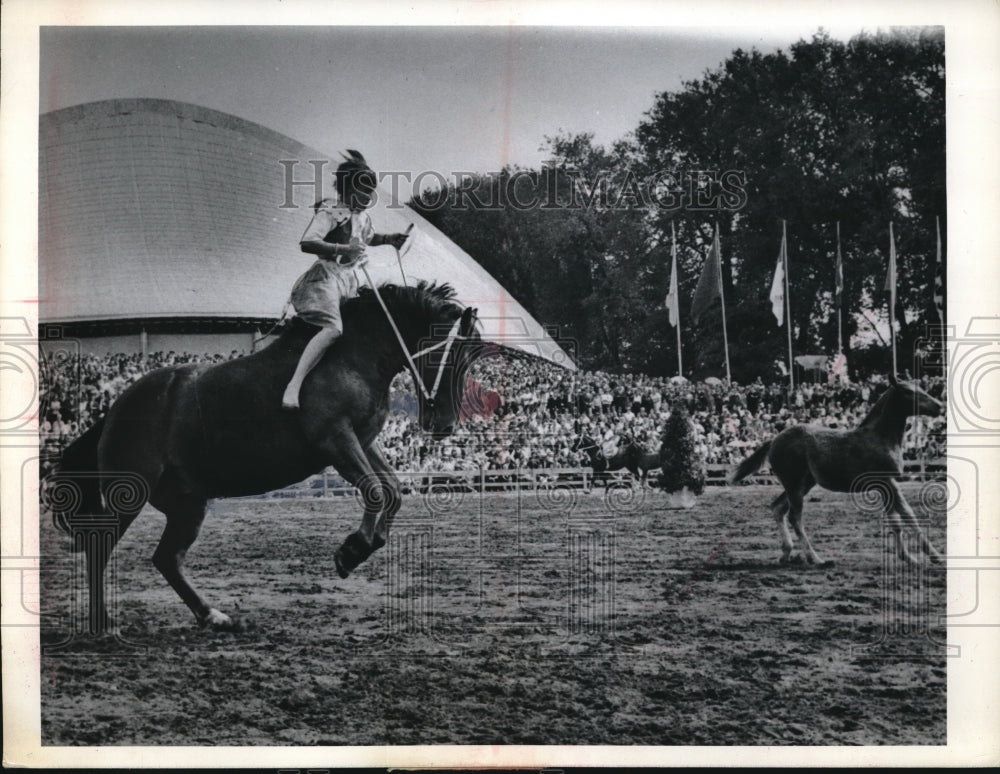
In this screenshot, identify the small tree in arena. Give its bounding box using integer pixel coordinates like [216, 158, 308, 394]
[657, 402, 705, 496]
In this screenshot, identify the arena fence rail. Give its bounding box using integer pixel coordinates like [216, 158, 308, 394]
[232, 460, 946, 500]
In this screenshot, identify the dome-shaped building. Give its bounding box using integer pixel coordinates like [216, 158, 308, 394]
[39, 98, 574, 367]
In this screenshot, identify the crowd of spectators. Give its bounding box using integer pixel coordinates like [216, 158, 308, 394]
[39, 348, 947, 476]
[38, 350, 243, 472]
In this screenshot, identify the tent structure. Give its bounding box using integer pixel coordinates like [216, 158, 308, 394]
[38, 98, 575, 368]
[794, 355, 830, 372]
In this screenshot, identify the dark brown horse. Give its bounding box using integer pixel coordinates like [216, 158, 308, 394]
[730, 377, 943, 566]
[48, 282, 481, 631]
[621, 435, 662, 488]
[571, 434, 631, 475]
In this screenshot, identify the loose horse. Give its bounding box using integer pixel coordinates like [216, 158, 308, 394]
[730, 376, 943, 565]
[48, 282, 481, 631]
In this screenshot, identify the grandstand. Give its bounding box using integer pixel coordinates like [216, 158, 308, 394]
[39, 346, 947, 491]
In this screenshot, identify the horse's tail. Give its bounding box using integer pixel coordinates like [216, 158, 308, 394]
[47, 419, 108, 549]
[730, 440, 772, 484]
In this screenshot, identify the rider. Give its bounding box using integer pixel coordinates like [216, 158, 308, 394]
[281, 150, 410, 409]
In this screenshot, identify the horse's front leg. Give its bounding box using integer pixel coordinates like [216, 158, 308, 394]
[887, 480, 943, 565]
[364, 442, 402, 551]
[323, 429, 387, 578]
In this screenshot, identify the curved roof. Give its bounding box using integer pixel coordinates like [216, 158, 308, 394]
[39, 98, 574, 368]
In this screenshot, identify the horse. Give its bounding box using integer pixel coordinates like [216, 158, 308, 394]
[47, 281, 482, 631]
[730, 376, 943, 566]
[570, 434, 631, 475]
[620, 435, 662, 488]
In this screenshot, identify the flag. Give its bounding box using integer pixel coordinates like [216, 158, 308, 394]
[691, 227, 722, 322]
[933, 216, 944, 322]
[884, 223, 897, 293]
[769, 245, 785, 326]
[835, 224, 844, 305]
[828, 351, 847, 384]
[885, 223, 897, 330]
[666, 233, 680, 328]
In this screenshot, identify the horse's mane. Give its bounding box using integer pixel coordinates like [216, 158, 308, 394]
[275, 281, 462, 345]
[348, 280, 462, 322]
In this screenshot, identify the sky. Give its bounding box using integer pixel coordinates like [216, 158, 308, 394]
[39, 24, 872, 179]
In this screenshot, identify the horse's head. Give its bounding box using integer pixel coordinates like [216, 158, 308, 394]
[356, 281, 483, 439]
[891, 374, 943, 418]
[414, 304, 482, 440]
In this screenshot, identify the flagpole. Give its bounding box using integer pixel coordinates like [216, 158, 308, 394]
[935, 216, 942, 323]
[888, 222, 898, 376]
[836, 221, 843, 355]
[672, 221, 683, 377]
[935, 215, 946, 376]
[715, 223, 732, 384]
[783, 220, 793, 392]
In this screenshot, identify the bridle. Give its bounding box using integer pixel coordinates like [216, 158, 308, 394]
[408, 317, 466, 405]
[359, 263, 469, 406]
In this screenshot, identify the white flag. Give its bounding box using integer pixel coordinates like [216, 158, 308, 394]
[666, 243, 680, 328]
[769, 251, 785, 326]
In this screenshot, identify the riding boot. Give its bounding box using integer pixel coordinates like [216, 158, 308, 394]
[282, 327, 340, 409]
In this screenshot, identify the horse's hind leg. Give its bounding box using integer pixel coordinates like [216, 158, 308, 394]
[151, 498, 232, 628]
[770, 492, 795, 563]
[785, 484, 827, 565]
[84, 511, 141, 634]
[886, 480, 943, 565]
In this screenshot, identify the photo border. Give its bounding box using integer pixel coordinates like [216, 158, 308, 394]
[3, 0, 998, 768]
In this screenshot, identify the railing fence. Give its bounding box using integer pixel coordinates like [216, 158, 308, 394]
[241, 460, 946, 500]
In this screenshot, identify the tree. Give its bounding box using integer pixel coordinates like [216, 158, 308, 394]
[657, 402, 706, 495]
[412, 29, 945, 381]
[636, 29, 945, 380]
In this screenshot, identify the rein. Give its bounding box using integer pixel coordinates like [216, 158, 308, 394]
[359, 263, 465, 404]
[575, 437, 604, 460]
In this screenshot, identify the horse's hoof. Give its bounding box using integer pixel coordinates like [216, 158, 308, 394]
[200, 608, 234, 629]
[333, 552, 350, 579]
[820, 559, 835, 568]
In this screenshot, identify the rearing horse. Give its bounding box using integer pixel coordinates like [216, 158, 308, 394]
[730, 376, 943, 566]
[49, 282, 481, 631]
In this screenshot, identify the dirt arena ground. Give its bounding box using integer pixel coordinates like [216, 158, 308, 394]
[39, 483, 947, 746]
